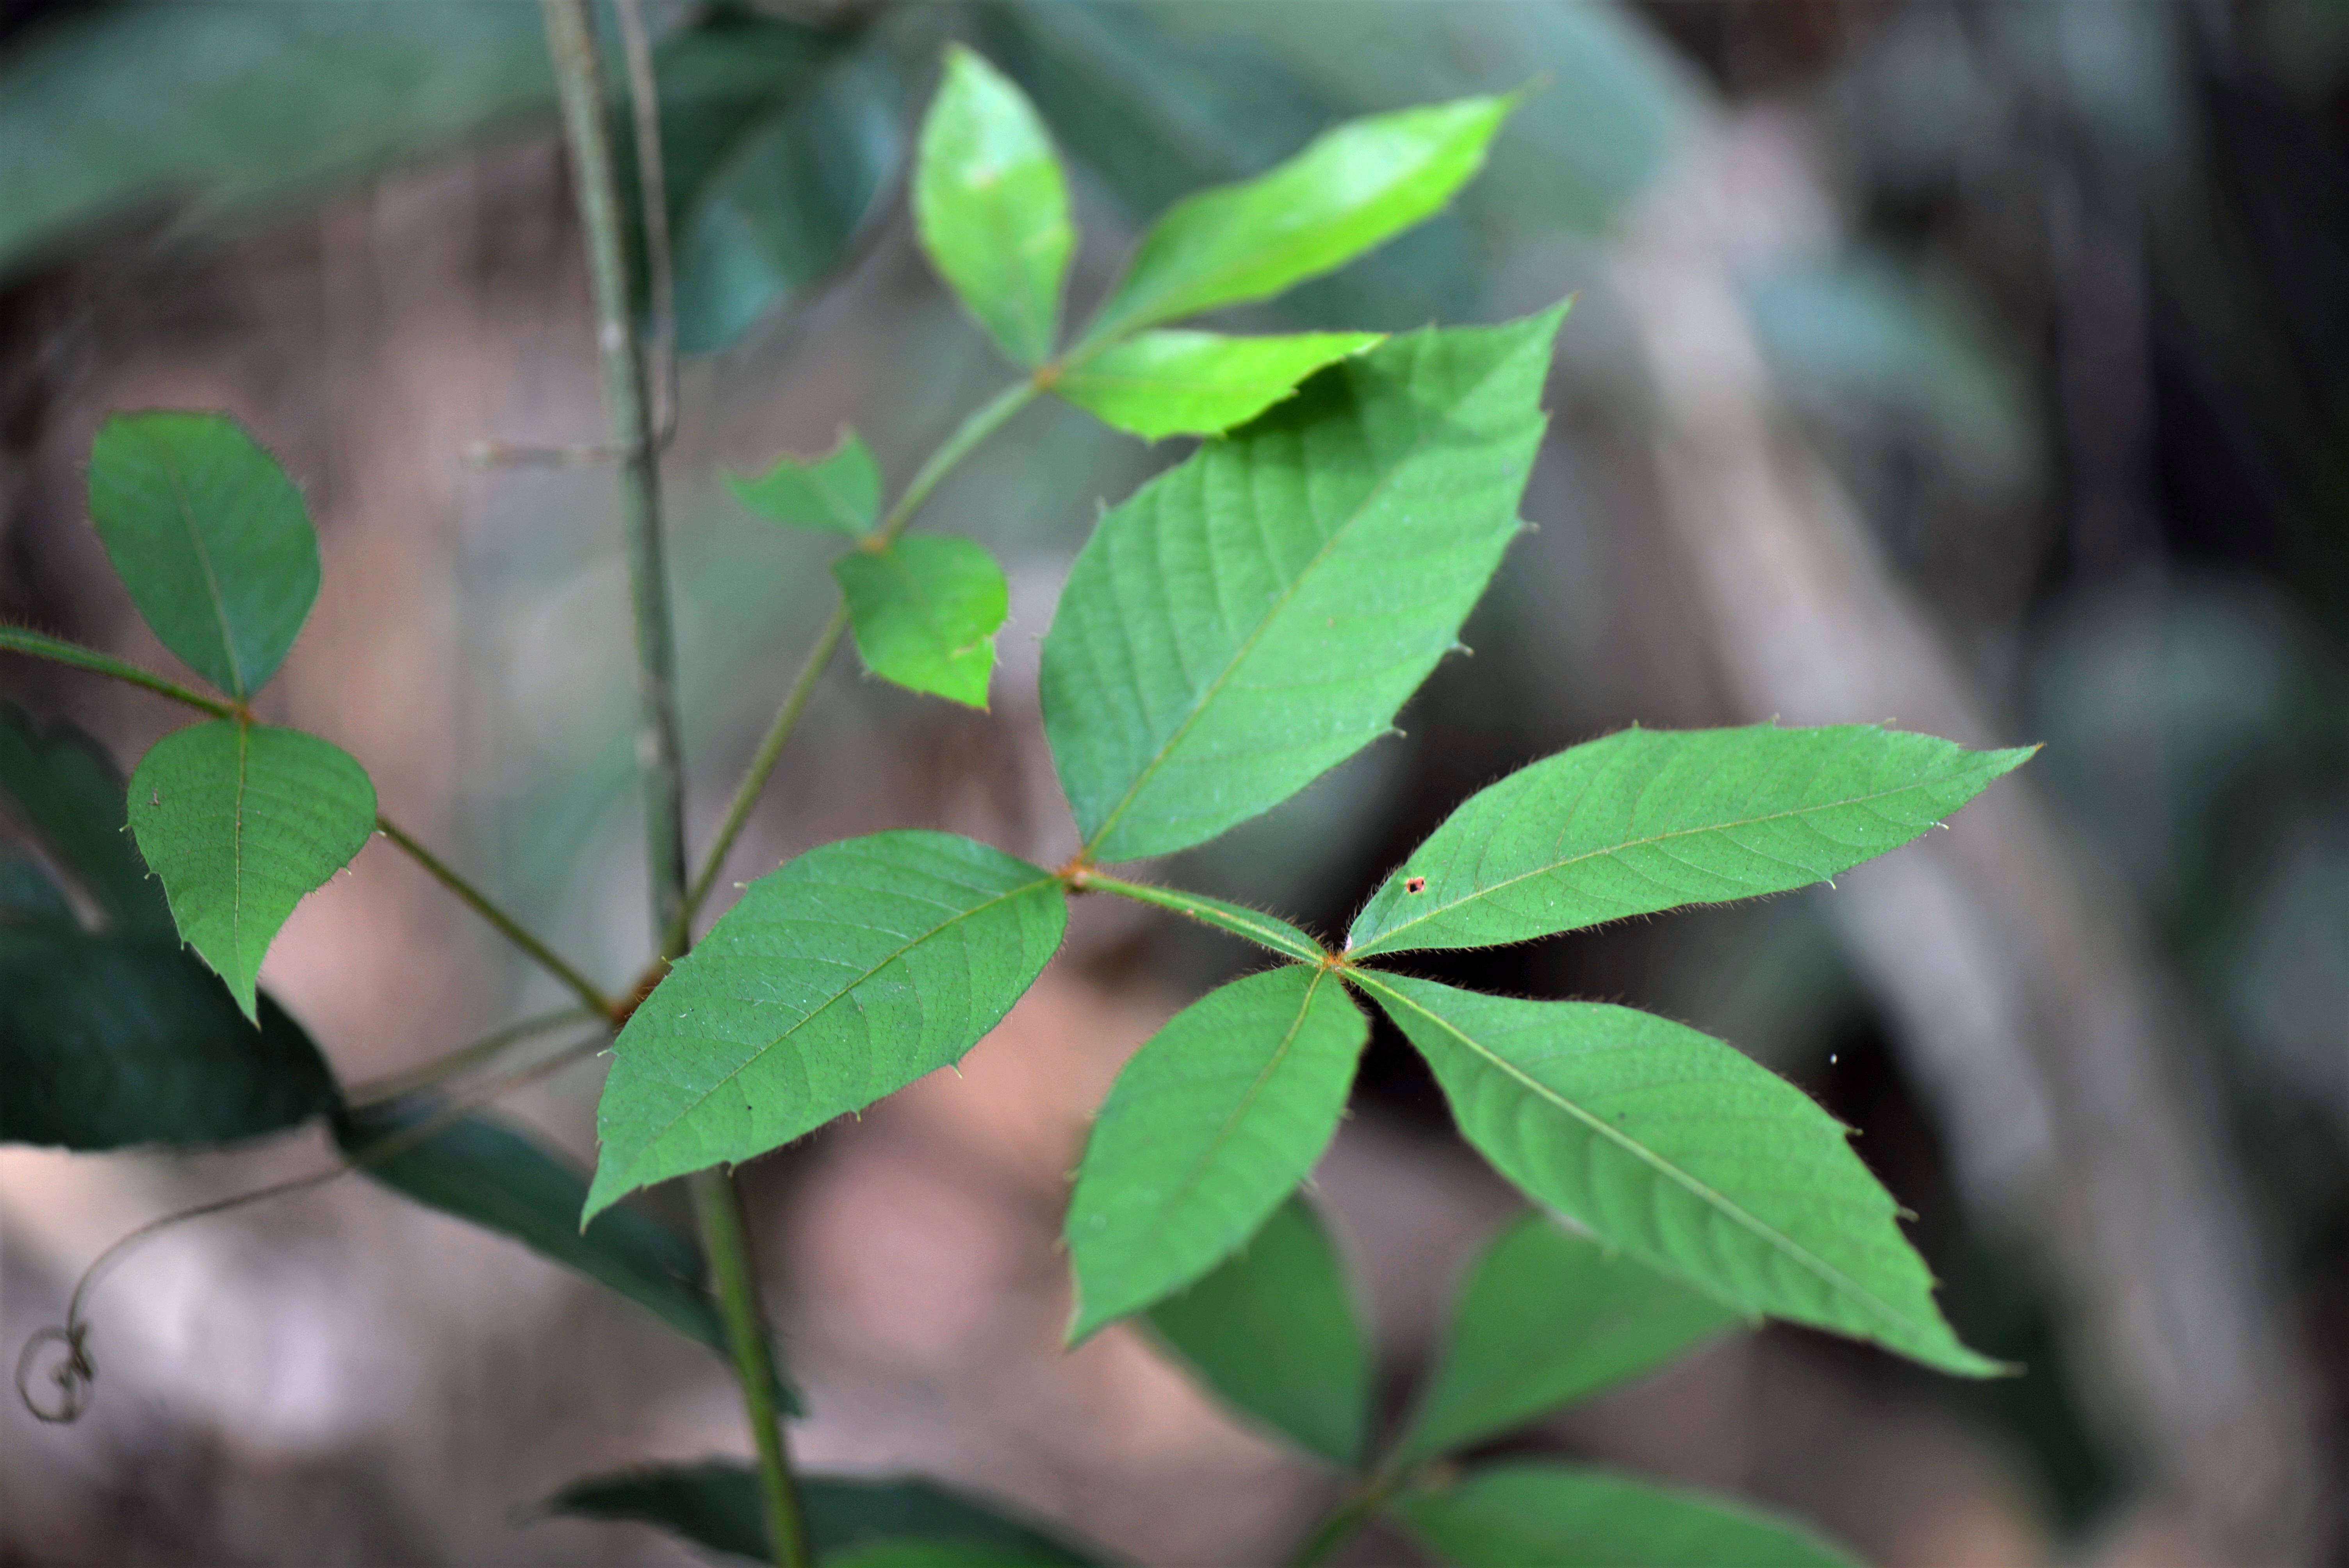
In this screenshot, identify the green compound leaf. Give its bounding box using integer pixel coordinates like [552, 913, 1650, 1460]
[833, 535, 1010, 710]
[337, 1101, 800, 1411]
[588, 831, 1066, 1219]
[1, 921, 336, 1148]
[1350, 725, 2034, 958]
[1146, 1196, 1369, 1467]
[914, 44, 1073, 367]
[1081, 95, 1514, 346]
[1054, 330, 1383, 440]
[727, 431, 881, 537]
[1391, 1463, 1860, 1568]
[0, 702, 172, 939]
[87, 411, 320, 701]
[549, 1465, 1102, 1566]
[1392, 1216, 1737, 1469]
[127, 720, 376, 1022]
[1355, 973, 1995, 1377]
[1067, 965, 1365, 1341]
[1043, 309, 1562, 864]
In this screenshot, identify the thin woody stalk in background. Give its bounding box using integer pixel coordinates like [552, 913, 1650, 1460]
[536, 4, 810, 1566]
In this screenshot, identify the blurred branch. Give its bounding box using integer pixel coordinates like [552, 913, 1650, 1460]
[1610, 111, 2323, 1565]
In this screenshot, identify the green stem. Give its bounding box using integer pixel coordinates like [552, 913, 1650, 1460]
[2, 625, 237, 718]
[540, 5, 806, 1565]
[691, 1169, 810, 1567]
[344, 1004, 594, 1107]
[374, 816, 615, 1019]
[676, 378, 1039, 935]
[1075, 871, 1330, 965]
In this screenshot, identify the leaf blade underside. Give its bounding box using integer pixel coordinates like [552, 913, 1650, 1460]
[587, 831, 1067, 1219]
[1355, 973, 1995, 1377]
[1066, 964, 1366, 1338]
[1350, 723, 2034, 957]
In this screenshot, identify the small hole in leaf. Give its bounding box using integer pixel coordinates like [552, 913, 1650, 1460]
[1405, 877, 1427, 894]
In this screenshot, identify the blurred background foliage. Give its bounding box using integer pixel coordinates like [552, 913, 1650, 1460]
[1, 1, 2342, 1564]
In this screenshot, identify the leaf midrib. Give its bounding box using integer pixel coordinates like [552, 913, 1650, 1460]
[1351, 971, 1936, 1350]
[1352, 772, 1975, 954]
[1080, 331, 1527, 857]
[155, 431, 245, 698]
[620, 872, 1058, 1175]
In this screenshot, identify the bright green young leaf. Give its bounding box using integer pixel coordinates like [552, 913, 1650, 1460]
[1080, 95, 1513, 346]
[1355, 974, 1995, 1377]
[338, 1101, 803, 1411]
[549, 1465, 1101, 1566]
[588, 831, 1066, 1219]
[127, 720, 376, 1022]
[727, 431, 881, 536]
[1392, 1216, 1736, 1468]
[2, 920, 335, 1148]
[1391, 1463, 1859, 1568]
[1145, 1196, 1369, 1466]
[0, 701, 172, 939]
[1053, 330, 1383, 440]
[1067, 965, 1365, 1340]
[833, 535, 1010, 709]
[1042, 309, 1562, 863]
[914, 44, 1073, 366]
[87, 412, 320, 701]
[1349, 725, 2034, 958]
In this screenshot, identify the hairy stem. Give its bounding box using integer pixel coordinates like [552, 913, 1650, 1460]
[540, 4, 806, 1564]
[677, 378, 1039, 935]
[374, 816, 615, 1017]
[1074, 870, 1330, 965]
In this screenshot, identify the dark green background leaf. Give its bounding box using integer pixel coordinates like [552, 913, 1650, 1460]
[0, 702, 172, 939]
[1392, 1463, 1860, 1568]
[1393, 1216, 1736, 1468]
[1145, 1196, 1369, 1467]
[549, 1465, 1101, 1566]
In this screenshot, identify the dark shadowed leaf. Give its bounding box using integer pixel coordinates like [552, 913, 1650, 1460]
[0, 702, 171, 939]
[1392, 1463, 1860, 1568]
[1146, 1196, 1369, 1466]
[549, 1465, 1103, 1565]
[1392, 1216, 1736, 1467]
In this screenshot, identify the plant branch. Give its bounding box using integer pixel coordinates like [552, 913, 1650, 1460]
[676, 378, 1039, 937]
[541, 5, 807, 1565]
[374, 816, 616, 1018]
[2, 625, 238, 718]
